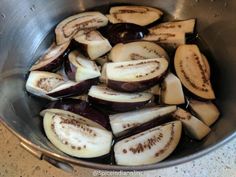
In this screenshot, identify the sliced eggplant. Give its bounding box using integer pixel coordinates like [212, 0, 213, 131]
[189, 99, 220, 126]
[74, 30, 112, 60]
[144, 31, 185, 48]
[55, 12, 108, 45]
[102, 23, 149, 45]
[99, 63, 108, 84]
[109, 41, 169, 62]
[161, 73, 185, 105]
[107, 6, 163, 26]
[25, 71, 65, 100]
[174, 45, 215, 99]
[88, 85, 153, 112]
[40, 99, 109, 129]
[149, 19, 196, 34]
[114, 121, 182, 166]
[172, 108, 211, 140]
[110, 106, 176, 136]
[201, 54, 211, 79]
[64, 50, 101, 82]
[30, 42, 70, 71]
[106, 58, 169, 92]
[47, 78, 98, 98]
[43, 112, 112, 158]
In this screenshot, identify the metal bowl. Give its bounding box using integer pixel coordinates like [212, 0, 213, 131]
[0, 0, 236, 171]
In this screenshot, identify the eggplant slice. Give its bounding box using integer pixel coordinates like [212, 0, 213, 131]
[174, 45, 215, 99]
[55, 12, 108, 45]
[65, 50, 101, 82]
[172, 108, 211, 140]
[88, 85, 153, 112]
[149, 19, 196, 34]
[109, 41, 169, 62]
[144, 31, 186, 48]
[30, 42, 70, 71]
[47, 78, 98, 98]
[201, 54, 211, 79]
[189, 99, 220, 126]
[26, 71, 65, 100]
[114, 121, 182, 166]
[161, 73, 185, 105]
[102, 23, 149, 45]
[43, 112, 112, 158]
[109, 106, 176, 136]
[40, 99, 110, 129]
[74, 30, 112, 60]
[107, 6, 163, 26]
[106, 58, 169, 92]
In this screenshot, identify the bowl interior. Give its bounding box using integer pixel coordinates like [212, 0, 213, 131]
[0, 0, 236, 170]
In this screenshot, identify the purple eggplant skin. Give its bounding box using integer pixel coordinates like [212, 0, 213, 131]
[43, 98, 110, 129]
[116, 115, 175, 141]
[107, 71, 168, 92]
[88, 96, 151, 112]
[100, 23, 149, 46]
[64, 57, 77, 81]
[47, 78, 99, 98]
[34, 55, 64, 72]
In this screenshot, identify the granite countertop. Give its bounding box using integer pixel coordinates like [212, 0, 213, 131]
[0, 123, 235, 177]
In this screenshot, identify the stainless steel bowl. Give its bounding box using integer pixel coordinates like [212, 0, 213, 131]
[0, 0, 236, 171]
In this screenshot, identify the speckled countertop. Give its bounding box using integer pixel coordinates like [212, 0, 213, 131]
[0, 123, 235, 177]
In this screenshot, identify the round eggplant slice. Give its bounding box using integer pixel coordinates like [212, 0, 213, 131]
[25, 71, 65, 100]
[174, 45, 215, 99]
[149, 19, 196, 34]
[40, 99, 109, 129]
[109, 41, 169, 62]
[109, 106, 176, 136]
[102, 23, 149, 45]
[65, 50, 101, 82]
[43, 112, 112, 158]
[55, 12, 108, 45]
[114, 121, 182, 166]
[47, 78, 98, 98]
[106, 58, 169, 92]
[107, 6, 163, 26]
[30, 42, 70, 71]
[73, 30, 112, 60]
[88, 85, 153, 112]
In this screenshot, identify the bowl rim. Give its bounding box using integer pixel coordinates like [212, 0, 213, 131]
[1, 117, 236, 171]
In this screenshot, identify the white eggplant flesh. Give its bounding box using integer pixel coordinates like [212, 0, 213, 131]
[114, 121, 182, 166]
[43, 112, 112, 158]
[172, 108, 211, 140]
[110, 105, 177, 136]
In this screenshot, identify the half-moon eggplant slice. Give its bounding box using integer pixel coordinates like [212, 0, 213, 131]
[64, 50, 101, 82]
[174, 44, 215, 99]
[43, 112, 112, 158]
[88, 85, 153, 112]
[30, 42, 70, 71]
[40, 99, 109, 129]
[73, 30, 112, 60]
[109, 105, 176, 136]
[26, 71, 65, 100]
[144, 31, 186, 48]
[172, 108, 211, 140]
[47, 78, 98, 98]
[55, 12, 108, 45]
[107, 6, 163, 26]
[149, 19, 196, 34]
[114, 121, 182, 166]
[109, 41, 169, 62]
[106, 58, 169, 92]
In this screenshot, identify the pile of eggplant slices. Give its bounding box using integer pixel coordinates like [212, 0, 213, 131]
[26, 5, 220, 166]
